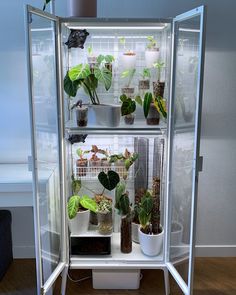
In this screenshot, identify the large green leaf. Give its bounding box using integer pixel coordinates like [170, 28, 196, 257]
[139, 208, 151, 228]
[94, 67, 112, 91]
[64, 72, 81, 97]
[80, 195, 98, 213]
[115, 182, 126, 209]
[141, 193, 153, 214]
[67, 195, 80, 219]
[98, 170, 120, 191]
[121, 98, 136, 116]
[143, 92, 153, 118]
[119, 193, 130, 216]
[71, 176, 81, 195]
[69, 64, 91, 81]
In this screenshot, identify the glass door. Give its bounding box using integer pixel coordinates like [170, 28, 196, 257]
[165, 6, 206, 295]
[26, 5, 67, 295]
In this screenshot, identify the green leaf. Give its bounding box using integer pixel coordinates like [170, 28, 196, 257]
[135, 95, 143, 106]
[121, 70, 130, 79]
[64, 72, 81, 97]
[139, 208, 151, 228]
[105, 55, 115, 63]
[80, 195, 98, 213]
[121, 98, 136, 116]
[96, 54, 104, 65]
[98, 170, 120, 191]
[94, 67, 112, 91]
[115, 182, 126, 209]
[143, 92, 153, 118]
[69, 64, 91, 81]
[71, 177, 81, 195]
[67, 195, 80, 219]
[119, 193, 130, 216]
[141, 193, 153, 214]
[120, 94, 127, 102]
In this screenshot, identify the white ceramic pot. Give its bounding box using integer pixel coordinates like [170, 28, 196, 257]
[132, 222, 140, 243]
[68, 210, 90, 235]
[145, 49, 159, 68]
[121, 53, 136, 70]
[88, 104, 121, 127]
[171, 221, 183, 246]
[138, 226, 164, 256]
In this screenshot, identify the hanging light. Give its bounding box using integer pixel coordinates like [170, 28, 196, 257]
[67, 0, 97, 17]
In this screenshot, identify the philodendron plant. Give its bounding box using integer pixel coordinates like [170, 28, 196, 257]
[64, 57, 112, 104]
[138, 192, 154, 234]
[67, 195, 97, 219]
[98, 170, 120, 195]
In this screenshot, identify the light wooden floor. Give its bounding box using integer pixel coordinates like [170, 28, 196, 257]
[0, 258, 236, 294]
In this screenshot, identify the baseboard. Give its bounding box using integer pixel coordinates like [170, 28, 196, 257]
[195, 245, 236, 257]
[13, 245, 35, 258]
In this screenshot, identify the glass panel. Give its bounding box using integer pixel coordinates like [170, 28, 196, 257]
[168, 14, 202, 286]
[30, 13, 61, 285]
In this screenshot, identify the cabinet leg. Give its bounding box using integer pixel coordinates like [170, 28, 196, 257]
[61, 265, 68, 295]
[163, 268, 170, 295]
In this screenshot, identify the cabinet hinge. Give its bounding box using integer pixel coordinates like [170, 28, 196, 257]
[28, 13, 33, 24]
[197, 156, 203, 172]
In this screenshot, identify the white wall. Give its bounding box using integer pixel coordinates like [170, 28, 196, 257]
[0, 0, 235, 257]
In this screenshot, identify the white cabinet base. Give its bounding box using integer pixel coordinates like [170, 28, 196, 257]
[92, 269, 140, 289]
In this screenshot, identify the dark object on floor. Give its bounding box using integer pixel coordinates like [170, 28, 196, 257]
[0, 210, 13, 281]
[65, 29, 89, 49]
[67, 134, 87, 144]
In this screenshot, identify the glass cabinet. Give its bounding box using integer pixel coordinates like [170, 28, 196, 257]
[26, 5, 206, 295]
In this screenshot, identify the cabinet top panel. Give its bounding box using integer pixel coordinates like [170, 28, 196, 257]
[60, 18, 172, 30]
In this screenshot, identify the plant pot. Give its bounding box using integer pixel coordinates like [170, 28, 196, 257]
[76, 159, 88, 177]
[76, 106, 88, 127]
[97, 211, 113, 235]
[67, 0, 97, 17]
[138, 80, 150, 91]
[146, 102, 160, 125]
[145, 48, 159, 68]
[153, 81, 165, 98]
[88, 104, 121, 127]
[121, 53, 136, 70]
[121, 87, 135, 97]
[68, 210, 90, 235]
[120, 215, 132, 253]
[124, 113, 135, 125]
[90, 211, 98, 225]
[171, 221, 183, 246]
[132, 222, 140, 243]
[138, 226, 164, 256]
[89, 159, 101, 167]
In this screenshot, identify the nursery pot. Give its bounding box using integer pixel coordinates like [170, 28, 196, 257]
[124, 113, 135, 125]
[68, 210, 90, 235]
[138, 80, 150, 91]
[121, 87, 135, 97]
[171, 221, 183, 247]
[97, 211, 113, 235]
[121, 53, 136, 70]
[138, 226, 164, 256]
[132, 222, 140, 243]
[146, 102, 160, 125]
[88, 104, 121, 127]
[120, 215, 132, 253]
[145, 48, 159, 68]
[76, 106, 88, 127]
[153, 81, 165, 98]
[76, 159, 88, 177]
